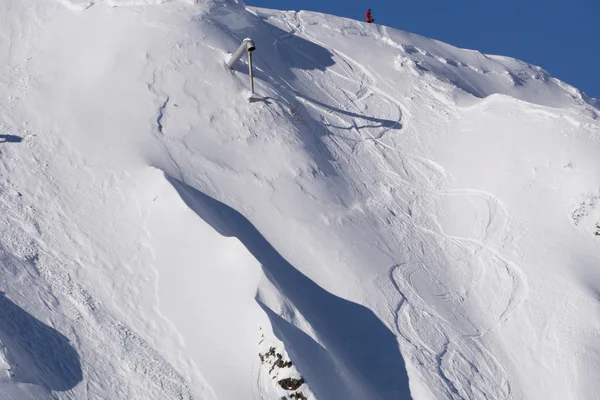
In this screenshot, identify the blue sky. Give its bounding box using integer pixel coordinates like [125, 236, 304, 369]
[245, 0, 599, 99]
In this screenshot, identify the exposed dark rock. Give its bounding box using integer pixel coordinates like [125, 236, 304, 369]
[290, 392, 308, 400]
[278, 377, 305, 391]
[274, 353, 293, 369]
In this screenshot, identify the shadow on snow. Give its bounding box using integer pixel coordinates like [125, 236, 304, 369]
[0, 292, 82, 391]
[0, 135, 23, 143]
[209, 7, 342, 178]
[220, 14, 402, 132]
[212, 8, 402, 163]
[167, 176, 412, 400]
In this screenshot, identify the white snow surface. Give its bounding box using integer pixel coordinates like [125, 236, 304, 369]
[1, 0, 599, 399]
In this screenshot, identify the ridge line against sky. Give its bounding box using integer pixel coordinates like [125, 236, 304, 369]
[245, 0, 600, 100]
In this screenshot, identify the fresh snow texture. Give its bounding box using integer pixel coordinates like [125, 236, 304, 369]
[0, 0, 599, 399]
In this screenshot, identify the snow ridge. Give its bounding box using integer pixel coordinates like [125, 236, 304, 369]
[1, 0, 599, 399]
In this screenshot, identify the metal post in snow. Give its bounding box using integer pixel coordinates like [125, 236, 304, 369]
[248, 50, 254, 94]
[226, 38, 255, 69]
[227, 38, 261, 102]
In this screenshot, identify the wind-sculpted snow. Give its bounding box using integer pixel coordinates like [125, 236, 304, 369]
[1, 0, 600, 399]
[0, 191, 202, 399]
[167, 176, 412, 399]
[0, 292, 82, 391]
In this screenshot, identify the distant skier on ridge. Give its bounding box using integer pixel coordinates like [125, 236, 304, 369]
[366, 9, 374, 23]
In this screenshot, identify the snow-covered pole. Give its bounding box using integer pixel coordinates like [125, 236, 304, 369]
[226, 38, 256, 69]
[227, 38, 258, 100]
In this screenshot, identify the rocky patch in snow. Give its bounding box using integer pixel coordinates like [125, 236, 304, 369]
[572, 192, 600, 237]
[258, 330, 310, 400]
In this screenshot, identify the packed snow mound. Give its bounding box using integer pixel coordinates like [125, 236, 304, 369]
[0, 0, 599, 399]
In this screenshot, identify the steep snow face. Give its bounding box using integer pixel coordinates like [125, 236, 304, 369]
[0, 0, 599, 399]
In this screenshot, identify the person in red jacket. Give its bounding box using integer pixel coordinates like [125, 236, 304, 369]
[366, 9, 374, 23]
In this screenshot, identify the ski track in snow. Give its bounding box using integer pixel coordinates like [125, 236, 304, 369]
[249, 10, 531, 399]
[372, 112, 526, 399]
[2, 1, 599, 399]
[258, 10, 535, 399]
[384, 165, 527, 399]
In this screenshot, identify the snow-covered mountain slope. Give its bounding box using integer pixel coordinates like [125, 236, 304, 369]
[1, 0, 599, 399]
